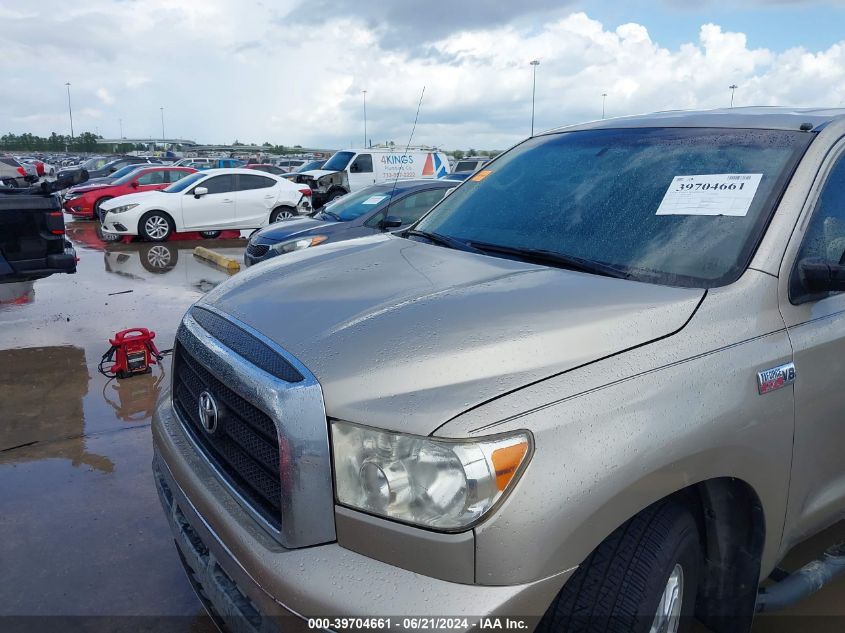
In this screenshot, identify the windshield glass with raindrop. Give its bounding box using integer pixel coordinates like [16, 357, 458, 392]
[415, 127, 813, 288]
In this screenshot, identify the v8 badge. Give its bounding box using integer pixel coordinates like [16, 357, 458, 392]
[758, 362, 796, 395]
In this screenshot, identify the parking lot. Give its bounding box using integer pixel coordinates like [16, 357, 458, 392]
[1, 215, 845, 632]
[0, 221, 244, 630]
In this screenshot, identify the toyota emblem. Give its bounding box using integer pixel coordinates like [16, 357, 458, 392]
[198, 390, 219, 434]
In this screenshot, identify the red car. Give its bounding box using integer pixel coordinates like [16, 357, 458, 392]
[244, 163, 287, 175]
[63, 166, 197, 220]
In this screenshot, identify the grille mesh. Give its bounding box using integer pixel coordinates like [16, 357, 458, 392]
[246, 242, 270, 258]
[173, 338, 282, 529]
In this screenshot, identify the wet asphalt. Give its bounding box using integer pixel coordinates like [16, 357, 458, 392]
[1, 216, 845, 631]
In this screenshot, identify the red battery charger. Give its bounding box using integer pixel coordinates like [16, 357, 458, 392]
[100, 328, 163, 379]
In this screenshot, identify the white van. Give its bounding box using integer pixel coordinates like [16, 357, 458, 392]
[294, 148, 451, 207]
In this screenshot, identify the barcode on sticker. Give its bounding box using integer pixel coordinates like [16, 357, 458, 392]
[727, 175, 754, 181]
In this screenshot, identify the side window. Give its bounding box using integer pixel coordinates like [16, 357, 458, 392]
[386, 189, 448, 224]
[350, 154, 373, 173]
[168, 170, 189, 183]
[199, 175, 236, 195]
[137, 170, 166, 185]
[791, 154, 845, 301]
[238, 174, 276, 191]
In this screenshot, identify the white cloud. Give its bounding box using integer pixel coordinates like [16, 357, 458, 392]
[96, 88, 114, 105]
[0, 2, 844, 149]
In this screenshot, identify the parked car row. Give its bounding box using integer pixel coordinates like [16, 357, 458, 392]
[63, 166, 197, 220]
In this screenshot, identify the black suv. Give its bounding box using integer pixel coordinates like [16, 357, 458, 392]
[0, 174, 85, 282]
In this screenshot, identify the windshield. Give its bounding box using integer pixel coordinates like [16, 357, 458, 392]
[320, 186, 392, 221]
[454, 160, 483, 172]
[111, 166, 147, 183]
[82, 157, 108, 170]
[322, 151, 355, 172]
[415, 128, 813, 288]
[163, 171, 205, 193]
[298, 160, 325, 172]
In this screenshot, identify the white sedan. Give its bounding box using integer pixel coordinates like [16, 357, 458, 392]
[99, 168, 312, 241]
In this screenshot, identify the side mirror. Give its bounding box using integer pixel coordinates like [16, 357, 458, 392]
[378, 215, 403, 230]
[130, 181, 139, 189]
[193, 186, 208, 199]
[109, 166, 118, 173]
[350, 163, 360, 173]
[797, 258, 845, 293]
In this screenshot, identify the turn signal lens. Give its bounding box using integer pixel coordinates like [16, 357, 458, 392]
[492, 442, 529, 491]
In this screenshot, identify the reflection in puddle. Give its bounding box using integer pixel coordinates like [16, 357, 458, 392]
[0, 346, 115, 470]
[103, 241, 240, 293]
[0, 281, 35, 308]
[101, 369, 165, 423]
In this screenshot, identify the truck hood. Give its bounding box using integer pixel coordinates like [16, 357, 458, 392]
[201, 235, 704, 435]
[299, 169, 338, 180]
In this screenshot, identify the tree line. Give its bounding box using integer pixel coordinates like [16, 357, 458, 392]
[0, 132, 123, 153]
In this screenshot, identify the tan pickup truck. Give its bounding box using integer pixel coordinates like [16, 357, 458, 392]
[153, 107, 845, 632]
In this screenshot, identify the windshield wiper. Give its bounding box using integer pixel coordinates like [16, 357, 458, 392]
[467, 241, 631, 280]
[405, 229, 480, 253]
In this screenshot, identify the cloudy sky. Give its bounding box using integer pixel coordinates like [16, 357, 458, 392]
[2, 0, 844, 150]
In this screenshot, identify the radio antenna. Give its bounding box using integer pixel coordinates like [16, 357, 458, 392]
[388, 86, 426, 208]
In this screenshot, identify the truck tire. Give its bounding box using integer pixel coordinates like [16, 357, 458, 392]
[270, 206, 297, 222]
[139, 211, 174, 242]
[539, 499, 701, 633]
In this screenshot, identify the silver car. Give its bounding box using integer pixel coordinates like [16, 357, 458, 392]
[0, 155, 35, 187]
[153, 107, 845, 631]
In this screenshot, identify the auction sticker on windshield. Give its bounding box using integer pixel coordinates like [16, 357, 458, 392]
[363, 196, 388, 205]
[656, 174, 763, 217]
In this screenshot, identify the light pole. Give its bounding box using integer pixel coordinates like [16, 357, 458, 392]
[729, 84, 738, 108]
[602, 93, 608, 119]
[530, 60, 540, 136]
[65, 82, 75, 143]
[362, 90, 368, 149]
[119, 118, 123, 139]
[160, 107, 165, 147]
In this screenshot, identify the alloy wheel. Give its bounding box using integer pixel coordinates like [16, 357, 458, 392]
[144, 215, 170, 240]
[649, 564, 684, 633]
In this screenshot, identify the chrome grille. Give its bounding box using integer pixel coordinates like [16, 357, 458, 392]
[173, 338, 283, 528]
[172, 307, 336, 548]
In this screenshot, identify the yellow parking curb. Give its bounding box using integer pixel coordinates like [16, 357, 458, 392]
[193, 246, 240, 272]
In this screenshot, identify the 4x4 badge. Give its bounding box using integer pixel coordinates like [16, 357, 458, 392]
[757, 362, 796, 395]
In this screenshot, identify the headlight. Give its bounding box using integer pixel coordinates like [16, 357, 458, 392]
[108, 203, 139, 214]
[269, 235, 327, 254]
[332, 421, 531, 531]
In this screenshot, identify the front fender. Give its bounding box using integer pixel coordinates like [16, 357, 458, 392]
[438, 326, 793, 587]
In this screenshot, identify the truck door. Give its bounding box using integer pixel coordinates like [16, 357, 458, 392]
[347, 154, 375, 191]
[779, 145, 845, 546]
